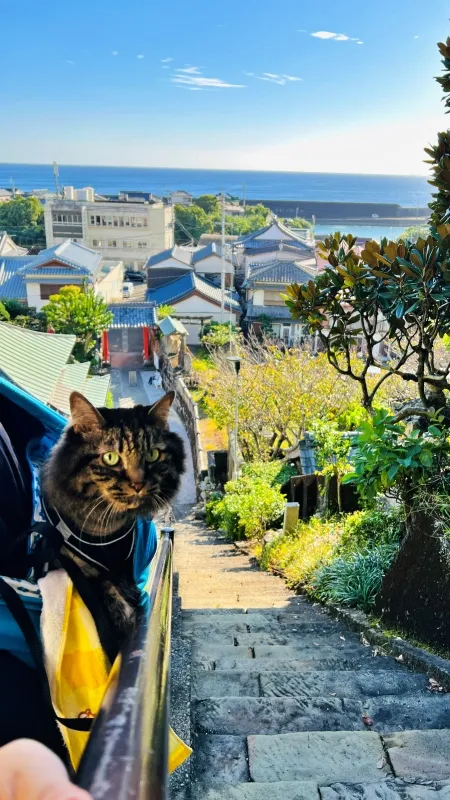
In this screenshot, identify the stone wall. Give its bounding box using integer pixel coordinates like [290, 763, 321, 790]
[159, 356, 206, 491]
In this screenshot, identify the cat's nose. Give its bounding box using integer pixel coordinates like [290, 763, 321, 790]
[131, 482, 144, 493]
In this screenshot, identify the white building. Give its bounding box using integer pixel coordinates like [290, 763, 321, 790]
[168, 190, 193, 206]
[146, 243, 235, 291]
[44, 188, 174, 271]
[148, 272, 241, 345]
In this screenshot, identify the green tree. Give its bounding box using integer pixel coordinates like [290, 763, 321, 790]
[427, 37, 450, 226]
[399, 225, 430, 241]
[44, 285, 113, 359]
[157, 304, 176, 320]
[174, 204, 212, 244]
[195, 195, 220, 215]
[201, 321, 240, 348]
[0, 196, 45, 247]
[282, 217, 312, 230]
[0, 301, 10, 321]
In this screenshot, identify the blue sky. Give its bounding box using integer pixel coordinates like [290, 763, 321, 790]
[1, 0, 449, 173]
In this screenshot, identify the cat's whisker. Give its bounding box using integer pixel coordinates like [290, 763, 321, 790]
[80, 495, 109, 538]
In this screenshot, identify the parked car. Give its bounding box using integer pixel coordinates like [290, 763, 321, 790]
[122, 281, 134, 298]
[124, 270, 145, 283]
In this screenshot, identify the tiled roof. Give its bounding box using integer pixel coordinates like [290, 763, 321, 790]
[235, 218, 314, 250]
[0, 257, 31, 299]
[245, 303, 293, 321]
[25, 271, 90, 283]
[148, 272, 241, 311]
[146, 245, 193, 268]
[245, 260, 315, 287]
[0, 232, 28, 257]
[0, 322, 76, 407]
[108, 302, 157, 328]
[157, 315, 188, 336]
[191, 243, 219, 264]
[18, 240, 102, 276]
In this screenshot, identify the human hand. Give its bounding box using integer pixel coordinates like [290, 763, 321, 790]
[0, 739, 92, 800]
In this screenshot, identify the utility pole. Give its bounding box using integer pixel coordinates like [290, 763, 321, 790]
[243, 183, 246, 208]
[9, 177, 15, 198]
[220, 193, 226, 322]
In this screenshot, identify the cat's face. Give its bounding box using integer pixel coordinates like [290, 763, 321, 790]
[45, 391, 185, 524]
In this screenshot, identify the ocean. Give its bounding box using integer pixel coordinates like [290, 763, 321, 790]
[0, 163, 431, 208]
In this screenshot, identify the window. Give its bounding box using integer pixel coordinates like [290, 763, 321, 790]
[96, 215, 101, 226]
[143, 218, 148, 227]
[130, 217, 136, 227]
[40, 283, 73, 300]
[101, 216, 107, 226]
[92, 239, 101, 247]
[107, 215, 113, 226]
[90, 215, 96, 225]
[107, 240, 117, 247]
[123, 241, 129, 248]
[124, 217, 130, 227]
[119, 216, 124, 227]
[113, 216, 119, 227]
[137, 217, 142, 227]
[138, 240, 148, 248]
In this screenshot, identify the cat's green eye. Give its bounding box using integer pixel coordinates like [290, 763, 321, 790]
[102, 451, 120, 466]
[146, 448, 160, 463]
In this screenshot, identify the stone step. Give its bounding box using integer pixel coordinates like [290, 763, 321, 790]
[194, 694, 450, 736]
[191, 782, 320, 799]
[320, 779, 450, 798]
[231, 632, 360, 648]
[193, 696, 365, 735]
[259, 670, 428, 699]
[247, 731, 391, 784]
[192, 643, 392, 669]
[181, 598, 294, 609]
[191, 669, 427, 700]
[211, 655, 402, 672]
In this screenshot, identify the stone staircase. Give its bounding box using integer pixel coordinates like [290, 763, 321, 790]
[172, 512, 450, 800]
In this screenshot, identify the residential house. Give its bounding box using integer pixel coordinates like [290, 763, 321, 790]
[0, 322, 110, 416]
[103, 302, 159, 369]
[168, 190, 193, 206]
[44, 187, 174, 270]
[244, 259, 315, 344]
[148, 273, 241, 345]
[146, 243, 235, 291]
[233, 218, 317, 284]
[12, 240, 123, 312]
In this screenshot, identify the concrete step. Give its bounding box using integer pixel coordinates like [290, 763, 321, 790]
[191, 669, 427, 700]
[194, 696, 366, 735]
[192, 643, 396, 670]
[191, 782, 320, 799]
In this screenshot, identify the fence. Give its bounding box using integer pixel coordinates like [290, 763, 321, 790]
[159, 356, 207, 487]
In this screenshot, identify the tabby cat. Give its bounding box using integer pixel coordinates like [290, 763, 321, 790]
[41, 390, 185, 636]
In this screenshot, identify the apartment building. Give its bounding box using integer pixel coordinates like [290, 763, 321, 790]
[44, 187, 174, 270]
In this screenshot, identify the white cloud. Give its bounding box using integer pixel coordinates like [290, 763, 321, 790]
[357, 41, 364, 45]
[173, 75, 245, 89]
[161, 57, 173, 63]
[162, 66, 169, 69]
[175, 66, 202, 74]
[111, 51, 119, 56]
[136, 54, 145, 59]
[245, 72, 254, 77]
[254, 72, 302, 85]
[311, 31, 361, 42]
[65, 60, 75, 65]
[414, 35, 419, 39]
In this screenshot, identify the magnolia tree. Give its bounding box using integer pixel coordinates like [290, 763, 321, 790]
[284, 39, 450, 424]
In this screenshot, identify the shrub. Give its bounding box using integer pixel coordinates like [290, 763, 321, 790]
[260, 517, 344, 588]
[311, 545, 398, 612]
[338, 507, 405, 555]
[240, 460, 296, 486]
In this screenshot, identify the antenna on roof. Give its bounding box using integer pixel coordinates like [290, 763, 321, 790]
[52, 161, 60, 198]
[220, 193, 226, 322]
[9, 177, 15, 198]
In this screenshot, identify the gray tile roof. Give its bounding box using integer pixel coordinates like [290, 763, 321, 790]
[0, 322, 76, 407]
[108, 302, 157, 328]
[146, 245, 193, 268]
[235, 218, 314, 250]
[0, 257, 30, 299]
[18, 240, 102, 277]
[245, 259, 315, 287]
[0, 232, 28, 257]
[148, 272, 241, 311]
[245, 303, 293, 321]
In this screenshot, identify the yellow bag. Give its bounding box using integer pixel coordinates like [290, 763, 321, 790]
[39, 569, 192, 771]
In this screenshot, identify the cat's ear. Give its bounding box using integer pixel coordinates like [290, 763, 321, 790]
[70, 391, 104, 434]
[148, 391, 175, 428]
